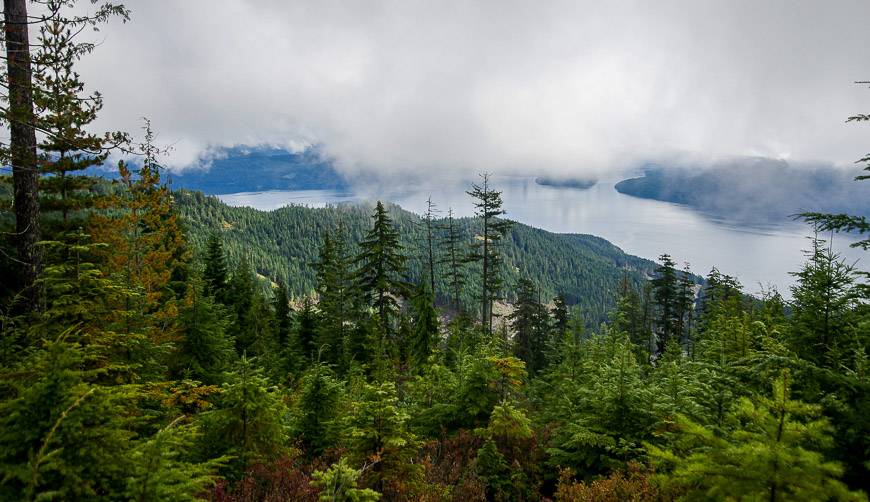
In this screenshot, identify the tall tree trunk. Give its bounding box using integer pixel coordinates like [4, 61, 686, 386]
[4, 0, 41, 312]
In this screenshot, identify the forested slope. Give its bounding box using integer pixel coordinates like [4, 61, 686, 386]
[175, 190, 660, 323]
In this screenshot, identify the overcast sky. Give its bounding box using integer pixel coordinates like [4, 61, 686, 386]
[76, 0, 870, 176]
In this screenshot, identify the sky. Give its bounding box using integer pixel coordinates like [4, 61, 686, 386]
[76, 0, 870, 177]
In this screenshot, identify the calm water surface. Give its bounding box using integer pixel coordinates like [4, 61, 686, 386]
[218, 175, 864, 296]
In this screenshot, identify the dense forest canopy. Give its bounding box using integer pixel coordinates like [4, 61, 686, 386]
[0, 2, 868, 501]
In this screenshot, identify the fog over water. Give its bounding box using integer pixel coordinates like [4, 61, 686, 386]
[217, 176, 865, 297]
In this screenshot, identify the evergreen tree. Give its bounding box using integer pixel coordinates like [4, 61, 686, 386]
[296, 362, 343, 455]
[651, 254, 680, 356]
[343, 382, 420, 495]
[311, 457, 381, 502]
[274, 280, 292, 348]
[174, 277, 234, 384]
[649, 372, 861, 501]
[314, 224, 356, 368]
[551, 294, 570, 339]
[789, 234, 857, 367]
[296, 297, 319, 362]
[439, 207, 466, 312]
[354, 201, 408, 337]
[198, 355, 289, 479]
[510, 278, 550, 376]
[409, 282, 439, 371]
[421, 195, 439, 299]
[203, 232, 229, 303]
[467, 173, 514, 334]
[0, 337, 135, 500]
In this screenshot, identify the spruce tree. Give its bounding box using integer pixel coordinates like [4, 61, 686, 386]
[467, 173, 513, 334]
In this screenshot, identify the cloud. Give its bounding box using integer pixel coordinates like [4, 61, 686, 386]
[76, 0, 870, 175]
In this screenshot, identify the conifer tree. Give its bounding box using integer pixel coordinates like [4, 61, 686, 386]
[354, 201, 408, 337]
[203, 232, 229, 303]
[296, 362, 343, 455]
[311, 457, 382, 502]
[343, 382, 420, 495]
[649, 372, 860, 501]
[467, 173, 513, 334]
[510, 278, 550, 376]
[439, 207, 467, 312]
[551, 294, 570, 339]
[296, 297, 319, 361]
[198, 355, 289, 479]
[789, 234, 857, 367]
[274, 280, 292, 348]
[652, 254, 680, 356]
[409, 282, 439, 371]
[422, 195, 438, 299]
[0, 336, 135, 500]
[314, 224, 356, 368]
[174, 277, 234, 384]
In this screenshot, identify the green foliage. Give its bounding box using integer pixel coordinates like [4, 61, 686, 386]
[198, 355, 289, 478]
[343, 382, 421, 493]
[649, 372, 864, 501]
[510, 277, 552, 376]
[311, 457, 381, 502]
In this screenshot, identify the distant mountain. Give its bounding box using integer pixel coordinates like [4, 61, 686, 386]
[535, 176, 597, 190]
[91, 146, 349, 194]
[614, 158, 870, 224]
[175, 190, 666, 325]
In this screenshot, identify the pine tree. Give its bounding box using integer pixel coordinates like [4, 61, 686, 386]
[296, 297, 319, 361]
[354, 201, 408, 338]
[422, 195, 439, 299]
[0, 336, 135, 500]
[551, 294, 570, 339]
[467, 173, 513, 334]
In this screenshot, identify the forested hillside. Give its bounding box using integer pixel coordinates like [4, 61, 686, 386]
[0, 2, 868, 501]
[615, 158, 870, 224]
[175, 190, 659, 325]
